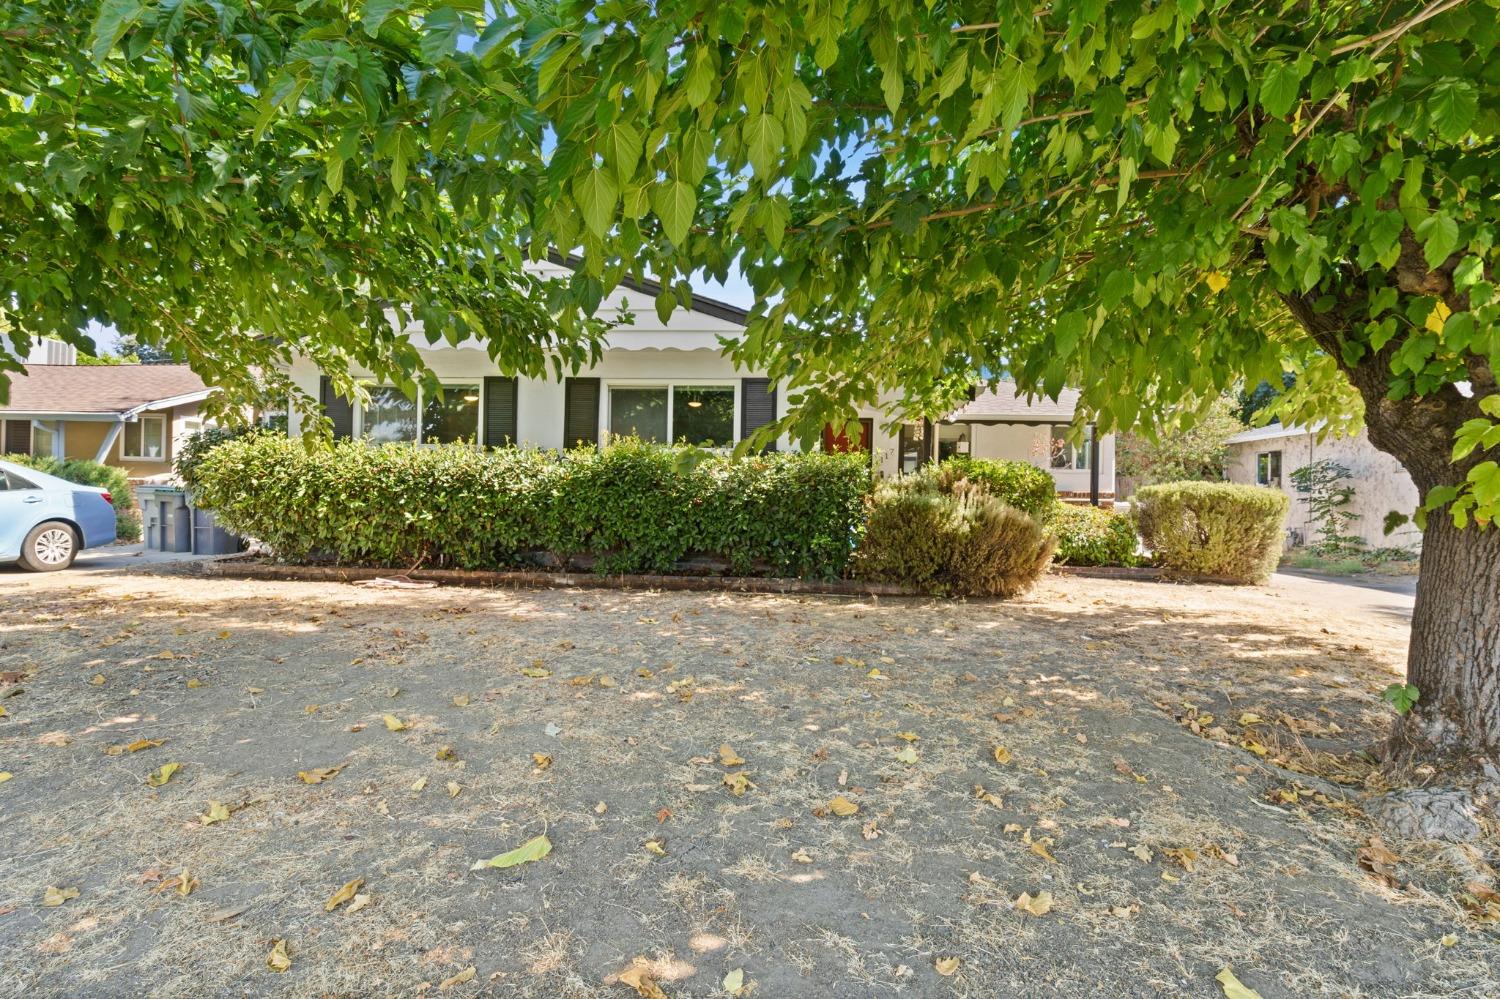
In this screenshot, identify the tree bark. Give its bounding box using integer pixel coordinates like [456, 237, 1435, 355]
[1281, 280, 1500, 761]
[1397, 511, 1500, 757]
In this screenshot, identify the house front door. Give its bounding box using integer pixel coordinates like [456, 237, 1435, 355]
[821, 419, 872, 454]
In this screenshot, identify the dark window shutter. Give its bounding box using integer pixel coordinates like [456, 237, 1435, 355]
[740, 378, 777, 451]
[563, 377, 599, 448]
[3, 419, 32, 456]
[483, 376, 518, 447]
[319, 376, 354, 440]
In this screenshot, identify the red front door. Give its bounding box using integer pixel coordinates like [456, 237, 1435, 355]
[822, 418, 873, 454]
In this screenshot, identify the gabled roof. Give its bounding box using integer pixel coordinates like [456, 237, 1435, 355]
[545, 252, 751, 326]
[945, 382, 1079, 424]
[0, 364, 211, 417]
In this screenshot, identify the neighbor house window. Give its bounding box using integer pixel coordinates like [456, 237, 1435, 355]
[607, 384, 736, 446]
[1256, 450, 1282, 487]
[1049, 425, 1092, 470]
[30, 420, 62, 459]
[422, 384, 481, 444]
[122, 414, 166, 460]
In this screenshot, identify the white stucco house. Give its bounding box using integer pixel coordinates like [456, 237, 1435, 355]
[1224, 423, 1421, 549]
[284, 260, 1115, 504]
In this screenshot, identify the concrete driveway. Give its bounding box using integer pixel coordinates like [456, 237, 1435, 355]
[1271, 569, 1417, 623]
[0, 543, 219, 580]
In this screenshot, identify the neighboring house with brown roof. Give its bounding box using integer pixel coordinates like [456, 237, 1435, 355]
[0, 363, 213, 479]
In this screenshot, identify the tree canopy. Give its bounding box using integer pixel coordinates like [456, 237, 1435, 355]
[3, 0, 1498, 752]
[3, 0, 1493, 518]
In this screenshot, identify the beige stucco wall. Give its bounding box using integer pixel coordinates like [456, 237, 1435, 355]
[51, 402, 199, 480]
[1225, 428, 1421, 549]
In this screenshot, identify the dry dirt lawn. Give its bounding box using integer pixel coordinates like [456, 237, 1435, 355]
[0, 565, 1495, 998]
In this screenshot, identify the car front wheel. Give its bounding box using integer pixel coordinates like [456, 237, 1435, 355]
[19, 521, 78, 572]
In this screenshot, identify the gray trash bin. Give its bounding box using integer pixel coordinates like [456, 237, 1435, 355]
[136, 486, 192, 553]
[190, 505, 241, 555]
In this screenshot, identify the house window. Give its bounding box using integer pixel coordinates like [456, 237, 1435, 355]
[898, 423, 926, 473]
[361, 386, 419, 443]
[1256, 450, 1283, 487]
[122, 414, 166, 460]
[30, 420, 63, 459]
[1049, 425, 1092, 470]
[607, 384, 736, 446]
[422, 384, 481, 444]
[937, 423, 971, 461]
[610, 387, 669, 442]
[671, 385, 734, 447]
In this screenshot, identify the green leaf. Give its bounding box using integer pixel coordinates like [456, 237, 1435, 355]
[1427, 79, 1477, 142]
[1415, 212, 1459, 270]
[572, 168, 620, 237]
[471, 834, 552, 870]
[1259, 60, 1305, 118]
[684, 46, 717, 108]
[742, 113, 784, 178]
[651, 179, 696, 246]
[1381, 683, 1420, 716]
[599, 121, 644, 183]
[937, 49, 969, 101]
[421, 8, 465, 63]
[361, 0, 408, 36]
[90, 0, 145, 63]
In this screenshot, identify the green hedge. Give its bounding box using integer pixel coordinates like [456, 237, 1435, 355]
[935, 456, 1057, 518]
[1047, 503, 1141, 567]
[1134, 481, 1289, 583]
[190, 435, 870, 578]
[3, 453, 141, 542]
[854, 477, 1054, 596]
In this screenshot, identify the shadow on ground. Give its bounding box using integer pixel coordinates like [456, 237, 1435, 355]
[0, 567, 1491, 998]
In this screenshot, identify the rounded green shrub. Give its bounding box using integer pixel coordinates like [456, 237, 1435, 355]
[935, 456, 1057, 518]
[855, 477, 1054, 596]
[1047, 503, 1141, 567]
[4, 453, 141, 542]
[1134, 481, 1289, 583]
[189, 435, 870, 578]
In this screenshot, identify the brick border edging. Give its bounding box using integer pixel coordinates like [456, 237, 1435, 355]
[1049, 563, 1253, 586]
[202, 558, 919, 598]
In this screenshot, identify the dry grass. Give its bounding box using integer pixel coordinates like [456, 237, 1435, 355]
[0, 565, 1493, 998]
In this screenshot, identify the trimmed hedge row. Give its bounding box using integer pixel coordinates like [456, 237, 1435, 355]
[1134, 481, 1289, 583]
[191, 435, 870, 578]
[4, 453, 142, 542]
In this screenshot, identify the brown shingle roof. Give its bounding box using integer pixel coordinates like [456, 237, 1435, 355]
[1, 364, 209, 416]
[946, 382, 1078, 423]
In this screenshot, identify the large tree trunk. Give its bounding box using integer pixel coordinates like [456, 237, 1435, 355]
[1282, 275, 1500, 763]
[1398, 512, 1500, 757]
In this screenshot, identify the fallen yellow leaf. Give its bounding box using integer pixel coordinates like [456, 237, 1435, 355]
[440, 967, 477, 990]
[826, 795, 859, 817]
[723, 772, 754, 797]
[472, 834, 552, 871]
[297, 766, 343, 784]
[325, 878, 364, 912]
[90, 674, 106, 686]
[718, 743, 746, 766]
[934, 955, 961, 976]
[200, 801, 230, 825]
[644, 839, 667, 857]
[447, 781, 463, 798]
[383, 714, 407, 732]
[618, 964, 670, 999]
[992, 745, 1012, 765]
[532, 753, 553, 771]
[267, 939, 291, 973]
[1014, 890, 1054, 916]
[146, 762, 181, 787]
[42, 885, 79, 907]
[1216, 967, 1262, 999]
[0, 772, 11, 785]
[411, 775, 429, 792]
[722, 967, 746, 995]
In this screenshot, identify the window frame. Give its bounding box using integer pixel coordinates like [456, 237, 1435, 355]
[1256, 449, 1283, 487]
[603, 380, 739, 448]
[1049, 424, 1093, 471]
[353, 382, 484, 445]
[121, 413, 168, 461]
